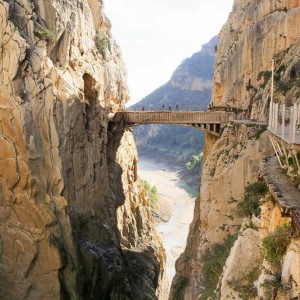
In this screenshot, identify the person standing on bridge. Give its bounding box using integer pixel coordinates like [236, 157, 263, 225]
[169, 105, 172, 111]
[162, 104, 165, 110]
[176, 104, 179, 110]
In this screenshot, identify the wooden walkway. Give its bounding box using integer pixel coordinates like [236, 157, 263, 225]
[262, 157, 300, 233]
[112, 110, 234, 135]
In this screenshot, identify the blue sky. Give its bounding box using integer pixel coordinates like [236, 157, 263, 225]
[105, 0, 234, 105]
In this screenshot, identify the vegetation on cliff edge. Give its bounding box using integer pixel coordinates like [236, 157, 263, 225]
[185, 152, 203, 171]
[140, 179, 159, 207]
[235, 182, 268, 218]
[199, 234, 238, 299]
[262, 223, 291, 268]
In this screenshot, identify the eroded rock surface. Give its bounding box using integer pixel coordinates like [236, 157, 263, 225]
[0, 0, 166, 299]
[212, 0, 300, 120]
[170, 126, 273, 299]
[171, 1, 300, 299]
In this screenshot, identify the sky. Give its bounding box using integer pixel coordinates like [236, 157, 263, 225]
[104, 0, 234, 105]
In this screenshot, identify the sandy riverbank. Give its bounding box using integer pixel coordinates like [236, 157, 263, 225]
[138, 158, 196, 284]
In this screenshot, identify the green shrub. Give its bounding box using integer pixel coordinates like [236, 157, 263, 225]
[36, 27, 55, 41]
[150, 185, 159, 207]
[235, 182, 268, 218]
[198, 287, 215, 300]
[229, 267, 260, 299]
[253, 124, 268, 140]
[140, 179, 159, 207]
[257, 70, 272, 88]
[277, 80, 292, 93]
[262, 223, 291, 268]
[95, 31, 108, 54]
[185, 152, 203, 171]
[201, 234, 238, 298]
[261, 273, 283, 300]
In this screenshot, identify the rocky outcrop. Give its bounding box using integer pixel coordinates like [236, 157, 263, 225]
[109, 130, 168, 299]
[0, 0, 166, 299]
[217, 191, 300, 300]
[212, 0, 300, 120]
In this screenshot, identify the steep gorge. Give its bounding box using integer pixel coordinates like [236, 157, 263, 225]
[1, 0, 300, 299]
[0, 0, 167, 299]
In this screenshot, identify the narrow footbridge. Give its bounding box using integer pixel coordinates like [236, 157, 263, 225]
[111, 110, 234, 136]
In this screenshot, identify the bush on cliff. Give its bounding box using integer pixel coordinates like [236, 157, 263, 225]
[36, 27, 55, 42]
[235, 182, 268, 218]
[140, 179, 159, 207]
[95, 31, 108, 55]
[185, 152, 203, 171]
[262, 223, 291, 268]
[200, 234, 237, 299]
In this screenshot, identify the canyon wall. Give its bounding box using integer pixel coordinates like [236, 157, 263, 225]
[0, 0, 166, 299]
[171, 0, 300, 299]
[213, 0, 300, 120]
[170, 126, 274, 299]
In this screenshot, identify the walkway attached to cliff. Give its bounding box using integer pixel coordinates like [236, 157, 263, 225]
[111, 110, 234, 136]
[268, 126, 300, 151]
[268, 102, 300, 151]
[262, 156, 300, 232]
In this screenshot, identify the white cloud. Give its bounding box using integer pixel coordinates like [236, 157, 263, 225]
[104, 0, 234, 105]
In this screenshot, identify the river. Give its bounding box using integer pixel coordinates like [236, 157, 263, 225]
[138, 158, 196, 284]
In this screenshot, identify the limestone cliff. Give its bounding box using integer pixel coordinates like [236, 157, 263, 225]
[0, 0, 166, 299]
[212, 0, 300, 120]
[170, 126, 273, 300]
[219, 196, 299, 300]
[170, 0, 300, 300]
[171, 1, 300, 299]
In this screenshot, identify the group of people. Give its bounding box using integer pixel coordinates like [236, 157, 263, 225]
[141, 104, 179, 111]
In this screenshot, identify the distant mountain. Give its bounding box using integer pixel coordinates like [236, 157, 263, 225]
[131, 37, 218, 186]
[131, 36, 217, 111]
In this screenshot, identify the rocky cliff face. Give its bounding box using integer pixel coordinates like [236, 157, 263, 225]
[170, 126, 274, 299]
[171, 1, 300, 299]
[0, 0, 166, 299]
[212, 0, 300, 120]
[219, 197, 300, 300]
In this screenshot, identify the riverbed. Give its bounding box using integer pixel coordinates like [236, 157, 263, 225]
[138, 158, 196, 284]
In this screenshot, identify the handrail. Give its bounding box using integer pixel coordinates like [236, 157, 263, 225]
[114, 110, 233, 125]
